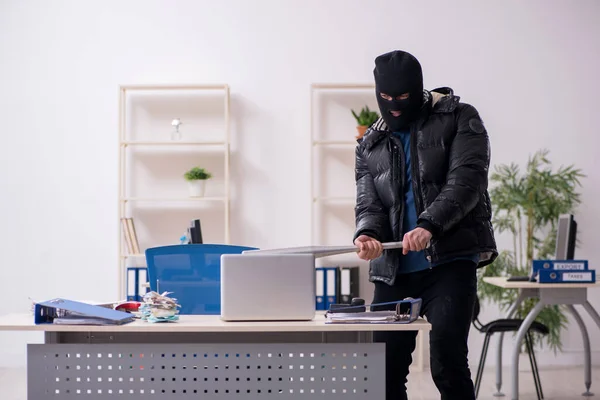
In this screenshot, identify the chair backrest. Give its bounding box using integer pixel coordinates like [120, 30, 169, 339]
[472, 295, 484, 331]
[473, 295, 481, 322]
[145, 244, 258, 315]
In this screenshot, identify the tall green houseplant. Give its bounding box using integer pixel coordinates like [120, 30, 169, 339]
[478, 149, 584, 352]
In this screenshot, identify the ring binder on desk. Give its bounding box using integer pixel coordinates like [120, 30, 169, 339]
[325, 298, 422, 324]
[34, 299, 135, 326]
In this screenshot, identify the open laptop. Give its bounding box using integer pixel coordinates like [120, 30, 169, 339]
[220, 253, 316, 321]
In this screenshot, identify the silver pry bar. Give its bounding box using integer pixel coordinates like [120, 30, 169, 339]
[243, 242, 404, 258]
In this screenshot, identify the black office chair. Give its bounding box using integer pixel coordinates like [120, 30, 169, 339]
[472, 296, 549, 400]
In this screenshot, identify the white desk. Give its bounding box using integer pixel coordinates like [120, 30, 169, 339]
[483, 277, 600, 400]
[0, 312, 430, 399]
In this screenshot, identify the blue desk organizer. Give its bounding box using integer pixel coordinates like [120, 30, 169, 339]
[145, 244, 257, 315]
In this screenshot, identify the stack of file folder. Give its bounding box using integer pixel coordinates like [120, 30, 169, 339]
[533, 259, 596, 283]
[315, 266, 359, 310]
[34, 299, 135, 326]
[325, 298, 422, 324]
[127, 266, 149, 301]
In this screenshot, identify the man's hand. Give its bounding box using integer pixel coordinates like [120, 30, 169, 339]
[354, 235, 383, 260]
[402, 227, 432, 255]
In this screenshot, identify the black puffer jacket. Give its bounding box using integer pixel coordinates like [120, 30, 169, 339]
[354, 87, 497, 285]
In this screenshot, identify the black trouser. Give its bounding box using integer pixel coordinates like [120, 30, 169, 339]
[372, 259, 477, 400]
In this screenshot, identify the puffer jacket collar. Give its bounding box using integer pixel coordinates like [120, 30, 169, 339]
[359, 87, 460, 150]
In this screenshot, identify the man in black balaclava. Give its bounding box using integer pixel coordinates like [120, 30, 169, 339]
[353, 50, 497, 400]
[374, 50, 424, 132]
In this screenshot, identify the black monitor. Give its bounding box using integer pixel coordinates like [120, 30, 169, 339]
[555, 214, 577, 260]
[525, 213, 578, 282]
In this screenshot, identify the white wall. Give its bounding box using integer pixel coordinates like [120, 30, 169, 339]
[1, 0, 599, 371]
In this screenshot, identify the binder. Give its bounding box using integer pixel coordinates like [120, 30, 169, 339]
[340, 266, 360, 304]
[325, 297, 423, 324]
[127, 267, 137, 301]
[538, 269, 596, 283]
[324, 267, 338, 310]
[138, 268, 149, 301]
[34, 298, 135, 325]
[315, 267, 325, 310]
[532, 259, 588, 275]
[127, 267, 149, 301]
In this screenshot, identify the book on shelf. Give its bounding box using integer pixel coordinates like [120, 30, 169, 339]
[121, 217, 141, 255]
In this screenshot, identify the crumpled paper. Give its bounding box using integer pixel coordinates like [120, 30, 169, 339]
[139, 291, 181, 323]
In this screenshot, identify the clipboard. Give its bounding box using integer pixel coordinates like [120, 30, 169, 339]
[243, 241, 404, 258]
[34, 298, 135, 326]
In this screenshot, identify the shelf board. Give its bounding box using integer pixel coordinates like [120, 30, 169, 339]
[311, 83, 374, 90]
[120, 84, 228, 91]
[121, 197, 226, 202]
[313, 196, 355, 203]
[121, 254, 145, 258]
[121, 141, 226, 146]
[312, 140, 357, 146]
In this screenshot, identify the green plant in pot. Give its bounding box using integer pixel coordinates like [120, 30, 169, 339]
[351, 106, 379, 139]
[184, 167, 212, 197]
[478, 148, 584, 353]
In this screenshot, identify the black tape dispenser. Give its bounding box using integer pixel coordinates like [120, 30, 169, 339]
[327, 297, 367, 313]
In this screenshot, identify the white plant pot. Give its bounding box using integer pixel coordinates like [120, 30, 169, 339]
[188, 180, 206, 197]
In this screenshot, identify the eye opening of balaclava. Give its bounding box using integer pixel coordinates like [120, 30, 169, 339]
[373, 50, 424, 132]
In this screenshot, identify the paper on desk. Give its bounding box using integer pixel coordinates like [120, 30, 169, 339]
[139, 291, 181, 323]
[325, 311, 400, 324]
[53, 317, 121, 326]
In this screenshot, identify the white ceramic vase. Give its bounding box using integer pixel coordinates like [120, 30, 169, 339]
[188, 180, 206, 197]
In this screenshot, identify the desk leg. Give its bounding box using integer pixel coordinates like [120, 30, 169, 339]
[566, 305, 593, 396]
[583, 301, 600, 330]
[356, 331, 373, 343]
[44, 332, 59, 344]
[511, 300, 545, 400]
[495, 290, 528, 397]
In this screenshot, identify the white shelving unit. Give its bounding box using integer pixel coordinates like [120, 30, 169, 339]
[117, 84, 231, 298]
[309, 83, 425, 371]
[309, 83, 376, 253]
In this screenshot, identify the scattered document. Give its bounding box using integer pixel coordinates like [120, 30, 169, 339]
[139, 291, 181, 323]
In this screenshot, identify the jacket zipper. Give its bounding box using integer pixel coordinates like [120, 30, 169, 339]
[388, 139, 404, 240]
[397, 137, 405, 242]
[409, 123, 433, 265]
[391, 138, 404, 242]
[409, 125, 423, 216]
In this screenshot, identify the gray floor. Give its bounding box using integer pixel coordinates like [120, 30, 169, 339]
[405, 366, 600, 400]
[1, 366, 598, 399]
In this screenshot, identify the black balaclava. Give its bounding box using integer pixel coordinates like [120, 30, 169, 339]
[373, 50, 424, 131]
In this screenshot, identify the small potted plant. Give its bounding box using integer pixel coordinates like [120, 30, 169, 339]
[351, 106, 379, 139]
[184, 167, 212, 197]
